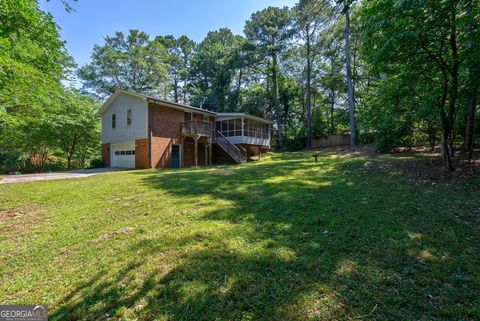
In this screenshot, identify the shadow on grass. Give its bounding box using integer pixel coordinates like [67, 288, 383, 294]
[52, 154, 480, 320]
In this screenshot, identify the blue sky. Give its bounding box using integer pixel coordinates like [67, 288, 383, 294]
[40, 0, 298, 69]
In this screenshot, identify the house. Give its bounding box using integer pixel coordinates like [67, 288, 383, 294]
[98, 90, 272, 169]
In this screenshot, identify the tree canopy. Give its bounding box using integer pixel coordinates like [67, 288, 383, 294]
[1, 0, 479, 173]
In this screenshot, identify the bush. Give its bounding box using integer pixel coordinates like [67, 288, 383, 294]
[89, 158, 105, 168]
[43, 156, 67, 172]
[0, 153, 27, 174]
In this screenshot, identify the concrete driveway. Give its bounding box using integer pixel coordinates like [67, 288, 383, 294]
[0, 168, 124, 184]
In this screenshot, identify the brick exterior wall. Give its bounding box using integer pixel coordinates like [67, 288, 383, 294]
[149, 103, 184, 168]
[151, 136, 175, 168]
[135, 138, 149, 169]
[148, 102, 212, 168]
[101, 143, 110, 167]
[119, 101, 270, 169]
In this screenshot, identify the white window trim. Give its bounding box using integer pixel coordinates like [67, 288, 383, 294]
[127, 109, 132, 126]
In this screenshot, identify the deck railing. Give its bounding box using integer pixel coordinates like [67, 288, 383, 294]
[180, 120, 213, 137]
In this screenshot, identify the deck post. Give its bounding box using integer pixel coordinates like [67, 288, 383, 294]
[204, 143, 208, 165]
[209, 138, 213, 165]
[241, 117, 244, 137]
[194, 136, 198, 168]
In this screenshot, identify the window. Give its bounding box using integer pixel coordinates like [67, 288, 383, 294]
[115, 150, 135, 156]
[184, 112, 192, 121]
[127, 109, 132, 126]
[112, 114, 116, 129]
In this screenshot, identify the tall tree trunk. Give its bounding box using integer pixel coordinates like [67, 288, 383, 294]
[447, 0, 459, 166]
[183, 77, 188, 104]
[464, 0, 477, 158]
[272, 52, 283, 149]
[465, 94, 477, 158]
[173, 78, 179, 103]
[330, 93, 335, 135]
[67, 154, 72, 171]
[344, 2, 357, 149]
[234, 68, 243, 110]
[305, 28, 313, 149]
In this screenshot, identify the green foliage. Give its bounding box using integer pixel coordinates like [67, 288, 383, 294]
[190, 28, 243, 111]
[245, 6, 295, 146]
[77, 30, 169, 98]
[155, 35, 196, 104]
[0, 0, 71, 110]
[50, 90, 101, 170]
[360, 0, 480, 163]
[89, 158, 105, 169]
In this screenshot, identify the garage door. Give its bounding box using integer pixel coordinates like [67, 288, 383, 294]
[111, 142, 136, 168]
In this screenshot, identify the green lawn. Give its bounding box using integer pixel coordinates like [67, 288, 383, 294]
[0, 152, 479, 320]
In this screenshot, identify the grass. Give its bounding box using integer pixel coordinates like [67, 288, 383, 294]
[0, 151, 479, 320]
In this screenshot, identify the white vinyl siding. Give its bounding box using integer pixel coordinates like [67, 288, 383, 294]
[102, 93, 148, 144]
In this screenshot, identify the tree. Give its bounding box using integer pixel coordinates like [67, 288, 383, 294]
[293, 0, 332, 148]
[0, 0, 70, 113]
[361, 0, 474, 170]
[0, 0, 72, 173]
[51, 90, 100, 170]
[318, 22, 346, 135]
[190, 28, 242, 111]
[77, 30, 169, 98]
[177, 36, 196, 104]
[463, 0, 480, 159]
[245, 6, 295, 149]
[343, 0, 357, 149]
[154, 35, 196, 103]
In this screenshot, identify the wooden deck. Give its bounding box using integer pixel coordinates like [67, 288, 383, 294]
[180, 120, 213, 167]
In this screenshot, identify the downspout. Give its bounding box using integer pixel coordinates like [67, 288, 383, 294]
[148, 103, 153, 168]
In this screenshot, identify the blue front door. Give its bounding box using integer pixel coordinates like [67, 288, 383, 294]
[171, 144, 180, 168]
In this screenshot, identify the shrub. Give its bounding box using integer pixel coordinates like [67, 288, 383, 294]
[0, 153, 28, 174]
[89, 158, 105, 168]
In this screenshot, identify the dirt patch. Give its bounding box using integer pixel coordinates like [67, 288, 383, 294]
[365, 158, 480, 184]
[88, 227, 134, 244]
[0, 204, 45, 234]
[0, 205, 40, 222]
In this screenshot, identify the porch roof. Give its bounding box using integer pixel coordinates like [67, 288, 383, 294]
[215, 113, 273, 124]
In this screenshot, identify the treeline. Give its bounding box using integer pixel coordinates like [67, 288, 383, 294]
[77, 2, 355, 151]
[0, 0, 101, 173]
[1, 0, 479, 173]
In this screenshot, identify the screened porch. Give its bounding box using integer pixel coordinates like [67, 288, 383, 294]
[215, 115, 271, 147]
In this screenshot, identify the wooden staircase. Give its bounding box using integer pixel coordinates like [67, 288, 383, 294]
[214, 130, 247, 164]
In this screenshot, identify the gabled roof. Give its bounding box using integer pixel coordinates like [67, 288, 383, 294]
[97, 90, 216, 116]
[98, 90, 272, 124]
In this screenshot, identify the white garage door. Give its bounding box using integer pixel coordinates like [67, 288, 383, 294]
[111, 141, 136, 168]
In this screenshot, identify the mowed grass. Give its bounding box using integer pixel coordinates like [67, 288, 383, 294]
[0, 152, 479, 320]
